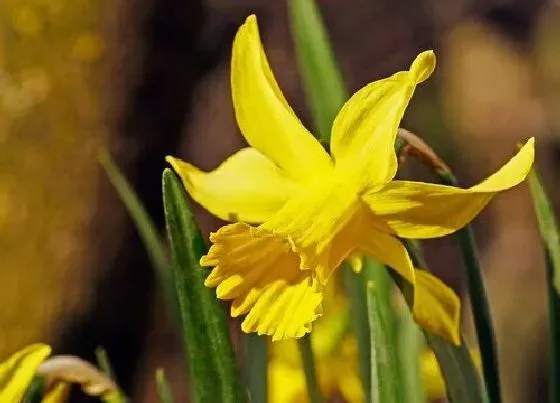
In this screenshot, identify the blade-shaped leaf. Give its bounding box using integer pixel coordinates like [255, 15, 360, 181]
[528, 168, 560, 293]
[244, 334, 267, 403]
[527, 168, 560, 402]
[366, 281, 403, 403]
[163, 168, 245, 403]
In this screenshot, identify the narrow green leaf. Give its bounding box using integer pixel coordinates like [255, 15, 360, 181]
[95, 347, 115, 380]
[298, 335, 323, 403]
[22, 377, 45, 403]
[288, 0, 347, 143]
[528, 168, 560, 293]
[162, 168, 245, 403]
[424, 334, 484, 403]
[94, 348, 128, 403]
[527, 168, 560, 403]
[341, 263, 371, 397]
[244, 334, 268, 403]
[397, 309, 425, 403]
[156, 369, 175, 403]
[366, 281, 403, 403]
[100, 153, 180, 325]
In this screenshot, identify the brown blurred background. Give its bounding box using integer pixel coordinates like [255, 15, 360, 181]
[0, 0, 558, 401]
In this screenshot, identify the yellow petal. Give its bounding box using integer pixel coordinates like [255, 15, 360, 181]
[413, 270, 461, 345]
[166, 148, 298, 223]
[330, 51, 435, 188]
[364, 137, 535, 238]
[258, 177, 367, 284]
[359, 228, 415, 285]
[0, 343, 51, 401]
[201, 222, 323, 341]
[359, 230, 460, 344]
[231, 15, 332, 181]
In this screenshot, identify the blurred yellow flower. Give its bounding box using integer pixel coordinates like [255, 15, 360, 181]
[167, 15, 534, 342]
[0, 343, 119, 402]
[0, 343, 50, 401]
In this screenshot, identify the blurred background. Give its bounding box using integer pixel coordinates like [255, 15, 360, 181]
[0, 0, 558, 401]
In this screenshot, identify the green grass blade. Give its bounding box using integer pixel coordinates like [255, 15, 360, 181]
[162, 168, 245, 403]
[397, 309, 425, 403]
[366, 281, 403, 403]
[288, 0, 347, 143]
[528, 168, 560, 293]
[244, 334, 268, 403]
[425, 334, 484, 403]
[22, 377, 45, 403]
[298, 335, 323, 403]
[156, 369, 175, 403]
[527, 168, 560, 403]
[100, 153, 180, 324]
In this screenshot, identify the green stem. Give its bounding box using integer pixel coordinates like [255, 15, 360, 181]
[298, 335, 323, 403]
[438, 170, 502, 403]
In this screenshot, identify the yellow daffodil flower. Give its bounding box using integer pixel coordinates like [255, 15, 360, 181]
[167, 15, 535, 343]
[0, 343, 51, 401]
[0, 343, 119, 402]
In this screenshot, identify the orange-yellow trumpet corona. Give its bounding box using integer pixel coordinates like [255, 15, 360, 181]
[167, 15, 535, 343]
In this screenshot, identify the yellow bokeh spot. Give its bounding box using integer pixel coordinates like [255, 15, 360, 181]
[72, 34, 104, 62]
[11, 7, 43, 37]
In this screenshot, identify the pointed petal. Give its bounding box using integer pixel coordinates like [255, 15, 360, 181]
[413, 270, 461, 345]
[259, 179, 367, 284]
[166, 148, 298, 223]
[360, 230, 460, 344]
[201, 222, 323, 341]
[363, 138, 535, 238]
[0, 344, 51, 402]
[330, 51, 435, 188]
[231, 15, 332, 181]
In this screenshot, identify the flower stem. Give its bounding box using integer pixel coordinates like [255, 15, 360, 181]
[298, 335, 323, 403]
[438, 170, 502, 403]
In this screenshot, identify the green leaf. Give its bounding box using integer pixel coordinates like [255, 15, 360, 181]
[424, 334, 484, 403]
[156, 369, 174, 403]
[288, 0, 347, 143]
[366, 281, 403, 403]
[100, 152, 180, 325]
[341, 263, 371, 398]
[528, 168, 560, 293]
[95, 347, 129, 403]
[22, 377, 45, 403]
[527, 168, 560, 403]
[397, 309, 425, 403]
[244, 334, 268, 403]
[162, 168, 245, 403]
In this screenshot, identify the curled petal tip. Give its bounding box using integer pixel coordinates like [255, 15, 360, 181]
[410, 50, 436, 84]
